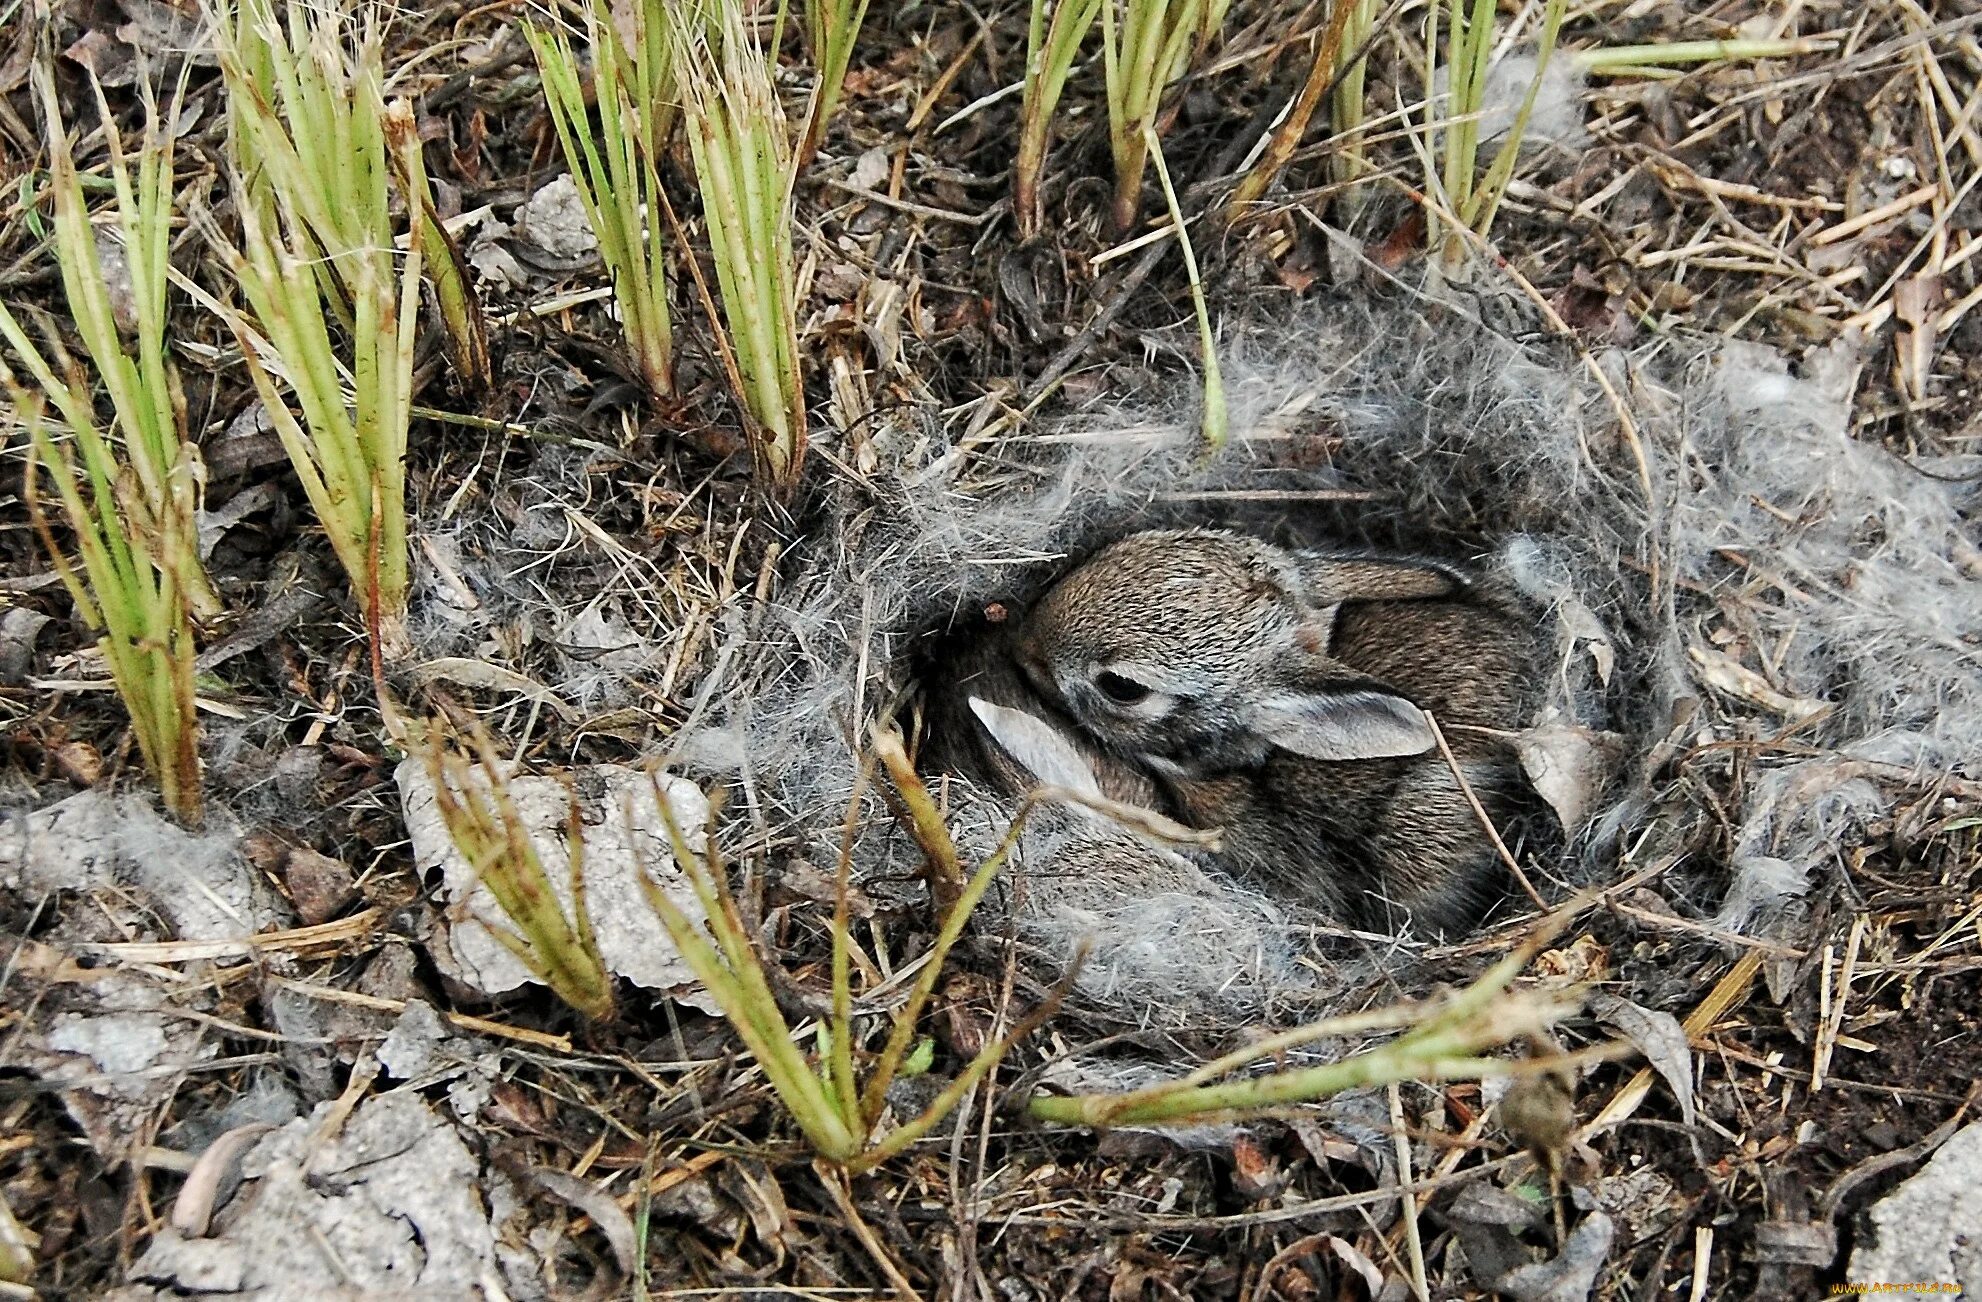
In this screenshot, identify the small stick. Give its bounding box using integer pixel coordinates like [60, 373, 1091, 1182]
[1424, 713, 1547, 911]
[1389, 1083, 1429, 1302]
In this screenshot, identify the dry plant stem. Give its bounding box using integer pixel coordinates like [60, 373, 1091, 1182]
[1028, 897, 1592, 1128]
[1225, 0, 1359, 218]
[1424, 713, 1547, 910]
[412, 723, 616, 1020]
[0, 69, 206, 825]
[525, 3, 674, 401]
[800, 0, 871, 167]
[1015, 0, 1102, 236]
[676, 4, 807, 492]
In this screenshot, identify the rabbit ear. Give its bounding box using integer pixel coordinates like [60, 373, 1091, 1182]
[970, 697, 1104, 796]
[1298, 555, 1467, 602]
[1250, 686, 1436, 761]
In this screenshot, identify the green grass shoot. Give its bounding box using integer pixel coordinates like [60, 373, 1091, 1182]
[1144, 123, 1225, 450]
[1028, 901, 1604, 1128]
[639, 730, 1073, 1169]
[525, 0, 676, 401]
[411, 718, 617, 1022]
[1015, 0, 1101, 236]
[1100, 0, 1230, 231]
[1426, 0, 1568, 270]
[206, 0, 420, 659]
[674, 2, 808, 494]
[0, 67, 205, 825]
[800, 0, 871, 166]
[1330, 0, 1379, 188]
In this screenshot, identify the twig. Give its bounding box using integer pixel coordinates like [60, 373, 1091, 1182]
[1424, 713, 1547, 911]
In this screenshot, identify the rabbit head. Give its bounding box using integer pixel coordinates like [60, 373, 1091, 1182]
[1015, 530, 1446, 775]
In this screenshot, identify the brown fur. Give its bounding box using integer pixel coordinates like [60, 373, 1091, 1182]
[1002, 530, 1546, 936]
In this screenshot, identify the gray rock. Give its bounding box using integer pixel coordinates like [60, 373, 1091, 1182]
[1848, 1122, 1982, 1292]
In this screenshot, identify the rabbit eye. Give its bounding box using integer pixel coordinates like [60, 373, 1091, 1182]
[1094, 671, 1152, 705]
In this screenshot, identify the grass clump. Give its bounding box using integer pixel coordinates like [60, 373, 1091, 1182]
[409, 716, 617, 1022]
[1014, 0, 1101, 235]
[525, 0, 677, 402]
[0, 68, 206, 825]
[1100, 0, 1230, 231]
[640, 730, 1071, 1169]
[674, 3, 808, 494]
[1424, 0, 1568, 270]
[205, 0, 423, 659]
[220, 0, 486, 387]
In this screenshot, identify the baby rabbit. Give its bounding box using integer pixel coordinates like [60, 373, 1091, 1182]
[920, 619, 1161, 809]
[1014, 528, 1543, 936]
[921, 630, 1298, 1010]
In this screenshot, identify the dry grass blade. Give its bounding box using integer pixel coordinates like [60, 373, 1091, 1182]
[1225, 0, 1360, 218]
[1143, 122, 1225, 449]
[0, 65, 206, 825]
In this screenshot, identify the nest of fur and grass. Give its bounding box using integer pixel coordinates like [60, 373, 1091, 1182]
[2, 2, 1980, 1298]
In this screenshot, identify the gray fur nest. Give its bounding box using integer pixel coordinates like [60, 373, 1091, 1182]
[671, 277, 1979, 1025]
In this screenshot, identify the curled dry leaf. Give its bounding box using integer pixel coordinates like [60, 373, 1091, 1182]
[526, 1167, 638, 1275]
[171, 1124, 278, 1238]
[1588, 992, 1696, 1131]
[1516, 724, 1623, 834]
[1688, 644, 1824, 720]
[1497, 1211, 1615, 1302]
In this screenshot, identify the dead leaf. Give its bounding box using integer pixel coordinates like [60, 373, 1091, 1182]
[171, 1124, 277, 1237]
[1588, 991, 1696, 1131]
[1516, 725, 1623, 833]
[526, 1167, 638, 1275]
[1497, 1211, 1614, 1301]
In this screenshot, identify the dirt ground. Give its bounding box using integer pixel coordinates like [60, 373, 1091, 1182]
[2, 0, 1980, 1298]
